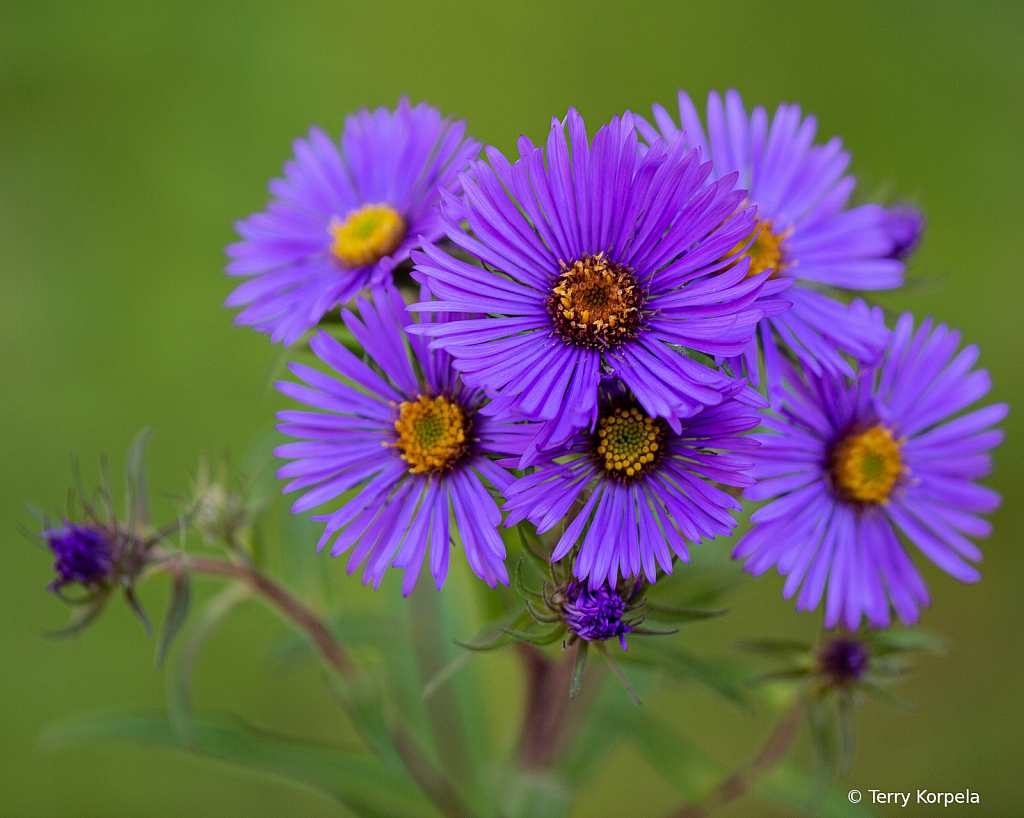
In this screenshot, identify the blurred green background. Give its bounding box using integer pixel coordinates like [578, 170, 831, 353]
[1, 0, 1021, 815]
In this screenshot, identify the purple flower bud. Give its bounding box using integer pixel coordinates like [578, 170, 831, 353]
[43, 523, 113, 591]
[562, 582, 633, 650]
[818, 636, 869, 685]
[883, 205, 925, 261]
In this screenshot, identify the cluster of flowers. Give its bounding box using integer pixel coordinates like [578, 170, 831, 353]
[48, 93, 1005, 648]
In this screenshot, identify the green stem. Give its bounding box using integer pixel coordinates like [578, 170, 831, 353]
[151, 551, 478, 818]
[666, 699, 805, 818]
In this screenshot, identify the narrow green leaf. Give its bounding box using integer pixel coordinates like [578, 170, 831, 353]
[524, 597, 560, 623]
[155, 563, 191, 669]
[737, 637, 813, 659]
[517, 524, 552, 579]
[861, 683, 918, 713]
[43, 592, 112, 639]
[168, 582, 250, 743]
[569, 641, 589, 698]
[597, 644, 641, 706]
[39, 711, 431, 818]
[501, 624, 566, 646]
[123, 586, 152, 637]
[329, 674, 404, 774]
[453, 609, 530, 652]
[422, 651, 474, 701]
[125, 427, 153, 530]
[621, 643, 748, 708]
[514, 558, 544, 600]
[837, 696, 857, 774]
[644, 603, 729, 623]
[867, 628, 946, 656]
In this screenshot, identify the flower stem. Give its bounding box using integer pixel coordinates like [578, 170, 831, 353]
[666, 699, 805, 818]
[153, 551, 477, 818]
[516, 643, 579, 768]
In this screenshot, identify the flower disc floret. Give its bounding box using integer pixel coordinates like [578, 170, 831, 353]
[392, 394, 470, 474]
[561, 581, 633, 649]
[818, 636, 869, 685]
[44, 523, 113, 591]
[595, 404, 664, 481]
[330, 204, 407, 268]
[830, 425, 903, 503]
[548, 254, 644, 349]
[731, 220, 789, 280]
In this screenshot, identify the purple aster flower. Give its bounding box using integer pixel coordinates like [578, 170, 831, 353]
[881, 204, 925, 261]
[503, 383, 760, 589]
[638, 90, 906, 405]
[410, 108, 779, 465]
[733, 304, 1006, 629]
[225, 98, 480, 346]
[273, 285, 526, 593]
[42, 522, 113, 592]
[561, 581, 633, 650]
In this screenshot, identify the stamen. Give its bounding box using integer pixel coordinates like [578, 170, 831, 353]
[330, 204, 406, 268]
[594, 404, 664, 482]
[830, 425, 903, 503]
[547, 253, 644, 348]
[391, 395, 471, 474]
[729, 219, 789, 279]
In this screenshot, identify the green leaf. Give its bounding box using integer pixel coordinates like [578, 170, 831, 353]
[621, 643, 748, 708]
[39, 711, 432, 818]
[837, 696, 857, 774]
[329, 674, 404, 775]
[501, 624, 566, 646]
[453, 609, 530, 651]
[422, 651, 474, 702]
[867, 628, 946, 656]
[43, 591, 112, 639]
[569, 641, 589, 699]
[514, 557, 544, 600]
[737, 637, 813, 659]
[597, 643, 641, 706]
[155, 562, 191, 669]
[168, 582, 250, 743]
[517, 524, 552, 579]
[124, 427, 153, 530]
[644, 603, 729, 622]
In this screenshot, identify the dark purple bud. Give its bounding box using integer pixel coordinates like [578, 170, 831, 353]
[43, 523, 113, 591]
[562, 582, 633, 650]
[818, 636, 869, 685]
[883, 205, 925, 261]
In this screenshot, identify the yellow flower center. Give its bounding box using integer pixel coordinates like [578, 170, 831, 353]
[729, 219, 789, 279]
[330, 204, 406, 268]
[548, 254, 644, 349]
[594, 404, 664, 481]
[830, 425, 903, 504]
[391, 395, 470, 474]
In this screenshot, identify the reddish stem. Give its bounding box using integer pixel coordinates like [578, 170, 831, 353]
[667, 700, 805, 818]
